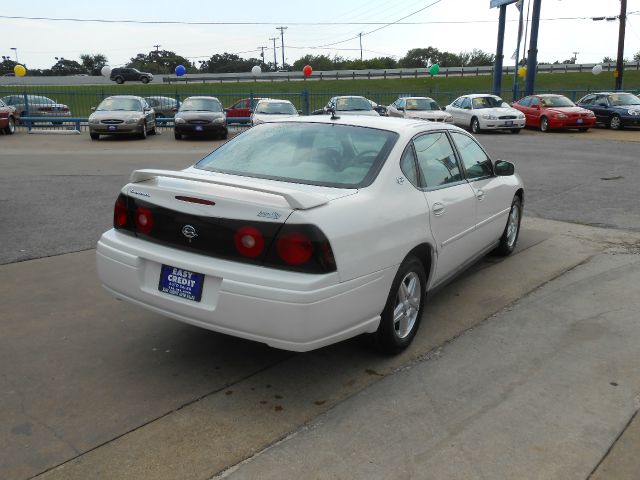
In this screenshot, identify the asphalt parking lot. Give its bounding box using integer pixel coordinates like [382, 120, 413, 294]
[1, 126, 640, 479]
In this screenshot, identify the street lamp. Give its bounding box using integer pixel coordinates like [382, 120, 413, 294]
[10, 47, 18, 63]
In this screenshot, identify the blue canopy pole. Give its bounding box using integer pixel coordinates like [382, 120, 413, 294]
[492, 5, 507, 96]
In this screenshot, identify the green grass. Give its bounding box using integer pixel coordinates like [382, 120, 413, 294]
[2, 71, 639, 117]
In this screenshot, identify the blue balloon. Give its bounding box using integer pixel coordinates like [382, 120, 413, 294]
[175, 65, 186, 76]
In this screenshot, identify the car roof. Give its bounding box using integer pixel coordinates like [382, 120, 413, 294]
[265, 114, 462, 135]
[256, 99, 293, 104]
[103, 95, 145, 101]
[399, 96, 436, 101]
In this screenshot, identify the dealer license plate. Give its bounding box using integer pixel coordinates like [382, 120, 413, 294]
[108, 125, 117, 131]
[195, 125, 203, 131]
[504, 120, 513, 126]
[158, 265, 204, 302]
[577, 118, 583, 124]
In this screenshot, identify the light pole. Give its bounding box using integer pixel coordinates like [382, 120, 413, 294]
[615, 0, 627, 91]
[276, 26, 287, 70]
[10, 47, 19, 63]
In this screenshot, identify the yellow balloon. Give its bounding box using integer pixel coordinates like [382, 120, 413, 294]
[518, 67, 527, 78]
[14, 64, 26, 77]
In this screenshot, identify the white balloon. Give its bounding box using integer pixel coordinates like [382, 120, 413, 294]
[592, 64, 603, 76]
[251, 65, 262, 76]
[101, 65, 112, 77]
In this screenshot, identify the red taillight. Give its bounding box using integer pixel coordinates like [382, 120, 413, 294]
[234, 226, 265, 258]
[114, 197, 128, 228]
[134, 207, 153, 235]
[276, 232, 313, 266]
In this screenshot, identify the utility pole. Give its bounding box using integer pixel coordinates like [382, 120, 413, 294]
[153, 44, 161, 54]
[269, 37, 278, 70]
[359, 33, 363, 61]
[10, 47, 18, 63]
[572, 51, 579, 63]
[258, 46, 267, 64]
[276, 26, 287, 70]
[615, 0, 627, 91]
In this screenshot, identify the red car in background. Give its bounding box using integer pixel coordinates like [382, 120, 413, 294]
[0, 98, 17, 134]
[511, 94, 596, 132]
[224, 97, 266, 123]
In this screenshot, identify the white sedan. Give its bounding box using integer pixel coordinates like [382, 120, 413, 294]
[446, 94, 526, 134]
[97, 116, 524, 353]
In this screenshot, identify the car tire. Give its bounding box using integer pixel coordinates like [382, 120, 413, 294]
[471, 117, 481, 134]
[141, 77, 150, 84]
[578, 128, 589, 132]
[115, 77, 124, 84]
[371, 255, 426, 354]
[540, 116, 550, 132]
[510, 128, 521, 134]
[4, 116, 15, 134]
[221, 131, 228, 140]
[494, 196, 522, 257]
[174, 131, 181, 140]
[609, 114, 622, 130]
[89, 132, 100, 140]
[149, 120, 157, 135]
[139, 123, 147, 139]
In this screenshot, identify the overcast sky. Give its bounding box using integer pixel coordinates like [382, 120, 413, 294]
[2, 0, 640, 70]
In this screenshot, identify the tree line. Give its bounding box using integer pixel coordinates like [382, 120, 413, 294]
[2, 48, 640, 76]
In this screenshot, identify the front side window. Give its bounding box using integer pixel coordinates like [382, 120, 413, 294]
[406, 98, 440, 111]
[450, 132, 493, 180]
[413, 132, 461, 188]
[471, 96, 503, 109]
[195, 122, 398, 188]
[460, 98, 472, 109]
[579, 95, 595, 105]
[517, 97, 532, 107]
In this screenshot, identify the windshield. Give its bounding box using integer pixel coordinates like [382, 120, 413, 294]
[540, 96, 575, 107]
[609, 93, 640, 106]
[335, 97, 373, 112]
[471, 96, 504, 109]
[405, 98, 440, 111]
[195, 122, 398, 188]
[97, 98, 142, 111]
[255, 102, 297, 115]
[179, 98, 222, 112]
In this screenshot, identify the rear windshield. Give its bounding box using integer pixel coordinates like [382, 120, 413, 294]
[406, 98, 440, 111]
[180, 98, 222, 112]
[609, 93, 640, 106]
[97, 98, 142, 111]
[195, 122, 398, 188]
[335, 97, 373, 112]
[540, 96, 575, 107]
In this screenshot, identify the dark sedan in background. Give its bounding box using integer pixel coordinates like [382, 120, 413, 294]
[174, 96, 227, 140]
[576, 92, 640, 130]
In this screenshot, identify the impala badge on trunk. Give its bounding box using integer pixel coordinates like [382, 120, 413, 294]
[182, 225, 198, 242]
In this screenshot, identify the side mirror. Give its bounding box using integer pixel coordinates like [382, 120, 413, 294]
[494, 160, 515, 176]
[442, 107, 447, 111]
[398, 107, 404, 111]
[298, 109, 302, 114]
[534, 105, 541, 110]
[90, 106, 96, 111]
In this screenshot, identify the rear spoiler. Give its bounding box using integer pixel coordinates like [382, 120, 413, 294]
[130, 169, 329, 210]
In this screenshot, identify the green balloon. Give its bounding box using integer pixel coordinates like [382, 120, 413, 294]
[429, 64, 440, 75]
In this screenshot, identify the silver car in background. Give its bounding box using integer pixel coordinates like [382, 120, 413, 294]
[250, 99, 299, 126]
[174, 96, 227, 140]
[387, 97, 453, 123]
[88, 95, 156, 140]
[144, 96, 178, 121]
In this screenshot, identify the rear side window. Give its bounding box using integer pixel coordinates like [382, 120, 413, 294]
[450, 132, 493, 180]
[413, 132, 461, 188]
[400, 145, 419, 187]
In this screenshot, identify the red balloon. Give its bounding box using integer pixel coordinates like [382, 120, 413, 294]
[303, 65, 313, 77]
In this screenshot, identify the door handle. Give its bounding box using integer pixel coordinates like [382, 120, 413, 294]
[432, 202, 445, 216]
[476, 189, 485, 201]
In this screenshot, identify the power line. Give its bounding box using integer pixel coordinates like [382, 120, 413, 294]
[3, 13, 636, 26]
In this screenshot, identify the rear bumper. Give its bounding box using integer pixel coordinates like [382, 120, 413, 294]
[96, 229, 392, 351]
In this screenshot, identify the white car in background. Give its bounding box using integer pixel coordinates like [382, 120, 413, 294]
[387, 97, 453, 123]
[97, 116, 524, 353]
[446, 94, 526, 134]
[251, 99, 299, 126]
[312, 96, 380, 116]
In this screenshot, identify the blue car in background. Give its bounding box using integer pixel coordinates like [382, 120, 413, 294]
[576, 92, 640, 130]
